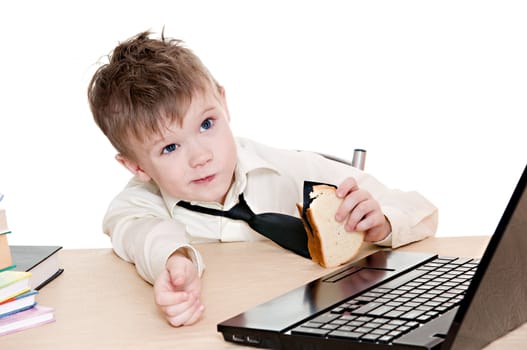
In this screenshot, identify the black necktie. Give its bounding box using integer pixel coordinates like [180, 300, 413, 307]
[176, 194, 310, 259]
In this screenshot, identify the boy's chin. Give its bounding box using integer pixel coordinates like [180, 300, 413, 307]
[192, 189, 229, 204]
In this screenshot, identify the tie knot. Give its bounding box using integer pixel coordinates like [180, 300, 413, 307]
[224, 194, 255, 222]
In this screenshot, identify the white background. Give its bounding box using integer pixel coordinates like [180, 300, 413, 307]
[0, 1, 525, 249]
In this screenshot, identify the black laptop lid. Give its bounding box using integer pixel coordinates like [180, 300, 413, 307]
[442, 164, 527, 349]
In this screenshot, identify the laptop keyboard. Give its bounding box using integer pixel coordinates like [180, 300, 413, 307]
[291, 256, 479, 344]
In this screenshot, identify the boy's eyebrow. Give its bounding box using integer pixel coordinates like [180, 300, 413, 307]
[142, 127, 173, 150]
[181, 105, 217, 126]
[198, 106, 216, 116]
[148, 134, 167, 148]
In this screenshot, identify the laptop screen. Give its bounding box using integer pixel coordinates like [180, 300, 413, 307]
[444, 165, 527, 349]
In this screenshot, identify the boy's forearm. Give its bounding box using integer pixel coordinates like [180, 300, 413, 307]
[105, 216, 204, 284]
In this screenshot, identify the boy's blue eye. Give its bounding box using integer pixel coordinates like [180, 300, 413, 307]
[162, 143, 178, 154]
[200, 118, 214, 132]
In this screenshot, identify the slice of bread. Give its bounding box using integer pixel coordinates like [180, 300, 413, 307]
[297, 184, 364, 268]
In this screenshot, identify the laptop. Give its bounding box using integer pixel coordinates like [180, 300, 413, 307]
[218, 164, 527, 350]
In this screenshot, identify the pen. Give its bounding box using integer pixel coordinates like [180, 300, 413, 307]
[0, 193, 3, 202]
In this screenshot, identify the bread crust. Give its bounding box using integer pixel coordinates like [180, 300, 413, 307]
[296, 203, 321, 264]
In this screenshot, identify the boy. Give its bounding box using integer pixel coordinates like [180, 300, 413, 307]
[87, 30, 438, 327]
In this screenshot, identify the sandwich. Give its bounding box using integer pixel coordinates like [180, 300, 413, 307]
[297, 181, 364, 268]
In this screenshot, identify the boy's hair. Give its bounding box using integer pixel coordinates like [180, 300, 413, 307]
[87, 30, 221, 158]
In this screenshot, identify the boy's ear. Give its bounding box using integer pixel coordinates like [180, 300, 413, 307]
[115, 154, 152, 182]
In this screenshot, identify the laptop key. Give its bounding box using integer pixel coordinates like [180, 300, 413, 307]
[369, 305, 394, 316]
[381, 269, 428, 290]
[416, 314, 433, 322]
[291, 326, 330, 337]
[384, 310, 405, 318]
[330, 306, 346, 314]
[380, 323, 398, 330]
[337, 325, 354, 332]
[321, 324, 339, 330]
[371, 328, 389, 335]
[354, 326, 374, 334]
[401, 309, 425, 320]
[311, 312, 339, 324]
[378, 335, 395, 343]
[301, 321, 322, 328]
[351, 302, 382, 315]
[361, 333, 380, 342]
[328, 330, 362, 339]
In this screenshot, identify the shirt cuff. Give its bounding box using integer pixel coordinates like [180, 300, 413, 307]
[373, 232, 393, 247]
[173, 244, 205, 277]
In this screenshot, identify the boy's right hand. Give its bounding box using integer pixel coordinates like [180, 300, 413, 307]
[153, 251, 204, 327]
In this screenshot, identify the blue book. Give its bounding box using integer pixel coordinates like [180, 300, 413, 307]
[0, 290, 38, 319]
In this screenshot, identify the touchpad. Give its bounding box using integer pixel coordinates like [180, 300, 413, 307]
[323, 266, 394, 283]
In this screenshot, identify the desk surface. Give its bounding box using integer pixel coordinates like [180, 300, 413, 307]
[3, 236, 526, 349]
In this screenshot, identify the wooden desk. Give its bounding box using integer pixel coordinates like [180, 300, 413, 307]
[3, 236, 526, 349]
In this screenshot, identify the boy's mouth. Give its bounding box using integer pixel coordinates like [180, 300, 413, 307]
[192, 174, 216, 184]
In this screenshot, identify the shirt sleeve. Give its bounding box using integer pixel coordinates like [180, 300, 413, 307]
[102, 178, 205, 284]
[269, 148, 439, 248]
[324, 155, 438, 248]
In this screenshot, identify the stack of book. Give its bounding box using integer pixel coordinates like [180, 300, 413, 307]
[0, 270, 55, 336]
[0, 202, 61, 336]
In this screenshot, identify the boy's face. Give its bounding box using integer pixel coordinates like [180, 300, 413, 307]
[118, 88, 237, 204]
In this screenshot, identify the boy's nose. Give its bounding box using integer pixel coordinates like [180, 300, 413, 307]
[188, 142, 212, 168]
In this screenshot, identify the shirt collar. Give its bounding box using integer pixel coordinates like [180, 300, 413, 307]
[161, 137, 280, 213]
